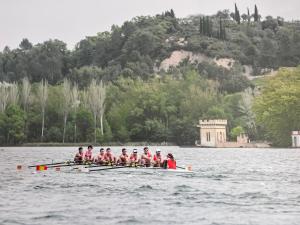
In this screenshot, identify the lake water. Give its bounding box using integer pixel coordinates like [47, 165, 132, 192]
[0, 146, 300, 225]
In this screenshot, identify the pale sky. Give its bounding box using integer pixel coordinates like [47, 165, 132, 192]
[0, 0, 299, 50]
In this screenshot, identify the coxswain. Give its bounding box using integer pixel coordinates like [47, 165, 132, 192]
[117, 148, 129, 166]
[152, 149, 164, 167]
[95, 148, 106, 165]
[140, 146, 152, 167]
[163, 153, 176, 169]
[84, 145, 94, 163]
[129, 149, 140, 166]
[74, 147, 84, 164]
[104, 148, 116, 165]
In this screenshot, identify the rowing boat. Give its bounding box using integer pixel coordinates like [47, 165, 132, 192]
[76, 165, 193, 174]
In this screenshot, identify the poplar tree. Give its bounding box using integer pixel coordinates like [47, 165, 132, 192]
[71, 83, 79, 143]
[21, 77, 31, 113]
[37, 79, 48, 142]
[0, 83, 9, 113]
[21, 77, 31, 140]
[87, 79, 106, 143]
[62, 79, 72, 143]
[8, 82, 19, 106]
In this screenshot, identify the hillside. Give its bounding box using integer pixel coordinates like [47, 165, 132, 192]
[0, 7, 299, 146]
[1, 8, 300, 87]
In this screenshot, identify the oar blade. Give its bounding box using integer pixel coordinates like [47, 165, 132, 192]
[36, 165, 48, 171]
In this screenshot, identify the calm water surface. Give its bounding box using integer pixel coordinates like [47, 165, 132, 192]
[0, 147, 300, 225]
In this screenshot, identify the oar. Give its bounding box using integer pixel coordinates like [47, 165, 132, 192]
[28, 160, 74, 168]
[177, 165, 193, 171]
[47, 163, 79, 168]
[88, 165, 131, 172]
[176, 166, 186, 169]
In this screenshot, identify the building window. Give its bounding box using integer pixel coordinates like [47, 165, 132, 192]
[206, 132, 211, 142]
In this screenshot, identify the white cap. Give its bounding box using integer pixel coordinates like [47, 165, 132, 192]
[156, 149, 161, 152]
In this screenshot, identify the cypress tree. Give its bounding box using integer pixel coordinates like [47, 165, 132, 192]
[254, 5, 259, 22]
[219, 18, 226, 40]
[235, 3, 241, 24]
[206, 16, 211, 36]
[205, 16, 209, 36]
[247, 8, 251, 24]
[200, 17, 202, 34]
[219, 18, 222, 39]
[170, 9, 175, 18]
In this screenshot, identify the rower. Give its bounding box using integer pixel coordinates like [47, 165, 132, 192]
[117, 148, 129, 166]
[95, 148, 106, 165]
[104, 147, 116, 165]
[152, 149, 163, 167]
[163, 153, 176, 169]
[84, 145, 94, 163]
[129, 149, 140, 166]
[74, 147, 84, 164]
[140, 146, 152, 167]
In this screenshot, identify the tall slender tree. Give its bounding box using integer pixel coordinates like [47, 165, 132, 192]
[247, 8, 251, 24]
[21, 77, 31, 112]
[62, 79, 72, 143]
[0, 83, 9, 113]
[98, 80, 106, 136]
[21, 77, 31, 140]
[235, 3, 241, 24]
[199, 17, 203, 34]
[87, 79, 106, 143]
[37, 79, 48, 142]
[8, 82, 19, 106]
[254, 5, 259, 22]
[71, 83, 80, 142]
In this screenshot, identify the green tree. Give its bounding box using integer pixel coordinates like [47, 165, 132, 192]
[230, 126, 245, 140]
[5, 105, 25, 144]
[253, 67, 300, 146]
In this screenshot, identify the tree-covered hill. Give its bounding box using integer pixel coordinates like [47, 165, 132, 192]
[1, 6, 300, 87]
[0, 6, 299, 146]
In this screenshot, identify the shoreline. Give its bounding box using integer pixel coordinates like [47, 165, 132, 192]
[0, 143, 298, 149]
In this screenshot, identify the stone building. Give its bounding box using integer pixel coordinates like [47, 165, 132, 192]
[197, 120, 227, 147]
[196, 119, 269, 148]
[292, 131, 300, 147]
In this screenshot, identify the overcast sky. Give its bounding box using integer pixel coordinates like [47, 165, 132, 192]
[1, 0, 299, 50]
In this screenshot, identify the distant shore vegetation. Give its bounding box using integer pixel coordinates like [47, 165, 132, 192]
[0, 6, 299, 147]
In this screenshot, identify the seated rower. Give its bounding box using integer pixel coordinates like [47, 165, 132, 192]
[95, 148, 106, 165]
[74, 147, 84, 164]
[152, 149, 164, 167]
[84, 145, 94, 163]
[163, 153, 176, 169]
[117, 148, 129, 166]
[129, 149, 140, 166]
[104, 148, 116, 165]
[140, 146, 152, 167]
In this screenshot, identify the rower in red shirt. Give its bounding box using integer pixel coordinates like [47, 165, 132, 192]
[163, 153, 176, 169]
[74, 147, 84, 164]
[95, 148, 106, 165]
[152, 149, 164, 167]
[84, 145, 94, 163]
[140, 146, 152, 167]
[104, 147, 116, 165]
[129, 149, 140, 166]
[117, 148, 129, 166]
